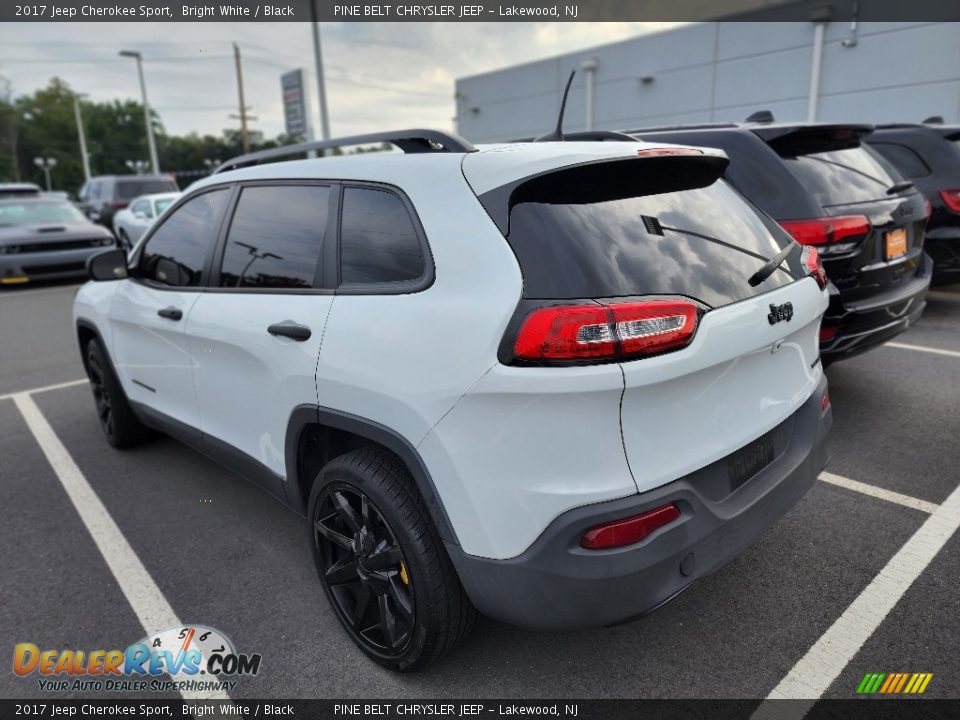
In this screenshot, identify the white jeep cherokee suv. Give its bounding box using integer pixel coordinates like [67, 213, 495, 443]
[74, 129, 832, 671]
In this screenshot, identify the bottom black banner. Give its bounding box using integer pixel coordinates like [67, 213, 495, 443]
[0, 699, 956, 720]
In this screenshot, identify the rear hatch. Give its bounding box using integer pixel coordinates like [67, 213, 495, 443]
[467, 147, 827, 492]
[754, 125, 928, 303]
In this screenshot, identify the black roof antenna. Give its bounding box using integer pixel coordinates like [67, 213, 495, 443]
[535, 70, 576, 142]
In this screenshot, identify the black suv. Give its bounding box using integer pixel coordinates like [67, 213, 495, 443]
[78, 175, 179, 230]
[625, 118, 932, 364]
[865, 120, 960, 286]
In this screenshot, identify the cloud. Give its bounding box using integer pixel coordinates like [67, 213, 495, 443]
[0, 21, 684, 139]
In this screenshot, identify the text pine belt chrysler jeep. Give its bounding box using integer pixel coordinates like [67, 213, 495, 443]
[73, 129, 832, 671]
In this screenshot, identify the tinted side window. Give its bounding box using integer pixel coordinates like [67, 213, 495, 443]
[117, 179, 179, 200]
[868, 142, 931, 178]
[220, 185, 329, 289]
[138, 189, 229, 287]
[340, 187, 424, 285]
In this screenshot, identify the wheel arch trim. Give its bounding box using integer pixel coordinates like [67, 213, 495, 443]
[285, 404, 460, 546]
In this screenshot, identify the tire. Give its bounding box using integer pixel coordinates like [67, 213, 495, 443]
[308, 447, 477, 671]
[85, 338, 151, 449]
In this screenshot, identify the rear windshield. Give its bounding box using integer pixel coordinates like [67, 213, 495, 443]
[504, 169, 802, 307]
[781, 146, 902, 207]
[117, 179, 178, 200]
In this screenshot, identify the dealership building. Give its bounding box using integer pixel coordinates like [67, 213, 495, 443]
[454, 21, 960, 143]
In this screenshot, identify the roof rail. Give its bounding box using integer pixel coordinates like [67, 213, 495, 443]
[215, 128, 477, 174]
[622, 122, 738, 135]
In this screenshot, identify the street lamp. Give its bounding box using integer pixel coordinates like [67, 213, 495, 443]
[33, 157, 57, 191]
[125, 159, 150, 174]
[73, 92, 91, 183]
[118, 50, 160, 175]
[202, 158, 221, 174]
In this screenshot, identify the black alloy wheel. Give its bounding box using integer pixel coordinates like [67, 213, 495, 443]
[313, 482, 415, 657]
[87, 344, 115, 439]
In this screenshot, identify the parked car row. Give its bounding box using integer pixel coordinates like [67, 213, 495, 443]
[0, 177, 180, 284]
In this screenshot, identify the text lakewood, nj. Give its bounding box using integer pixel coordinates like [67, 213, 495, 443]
[334, 4, 580, 17]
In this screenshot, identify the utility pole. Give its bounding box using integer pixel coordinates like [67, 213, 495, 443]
[73, 92, 91, 182]
[233, 42, 250, 154]
[309, 1, 332, 152]
[119, 50, 160, 174]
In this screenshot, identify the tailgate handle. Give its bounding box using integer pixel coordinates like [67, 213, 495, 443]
[157, 307, 183, 321]
[268, 322, 312, 341]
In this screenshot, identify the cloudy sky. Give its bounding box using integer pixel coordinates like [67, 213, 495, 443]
[1, 22, 681, 139]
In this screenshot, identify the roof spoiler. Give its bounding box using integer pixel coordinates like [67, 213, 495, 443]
[215, 129, 477, 174]
[752, 123, 874, 156]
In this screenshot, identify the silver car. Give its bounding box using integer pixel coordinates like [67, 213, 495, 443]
[112, 192, 181, 249]
[0, 196, 114, 285]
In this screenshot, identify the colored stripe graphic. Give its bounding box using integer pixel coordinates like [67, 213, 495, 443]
[857, 672, 932, 694]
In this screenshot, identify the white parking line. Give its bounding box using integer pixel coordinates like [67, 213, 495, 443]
[818, 472, 940, 514]
[0, 378, 88, 402]
[753, 479, 960, 718]
[885, 341, 960, 359]
[11, 392, 230, 702]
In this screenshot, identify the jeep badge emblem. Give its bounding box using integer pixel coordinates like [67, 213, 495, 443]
[768, 302, 794, 325]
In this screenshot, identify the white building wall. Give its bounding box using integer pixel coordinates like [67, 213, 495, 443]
[455, 22, 960, 142]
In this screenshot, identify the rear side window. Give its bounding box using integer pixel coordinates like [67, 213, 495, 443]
[868, 142, 931, 178]
[219, 185, 330, 289]
[339, 187, 424, 285]
[781, 146, 902, 206]
[138, 189, 229, 287]
[117, 179, 179, 200]
[502, 162, 801, 308]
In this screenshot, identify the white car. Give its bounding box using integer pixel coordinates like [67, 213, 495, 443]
[73, 129, 832, 671]
[112, 192, 180, 249]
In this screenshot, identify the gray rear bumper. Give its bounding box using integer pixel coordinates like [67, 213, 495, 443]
[447, 375, 832, 631]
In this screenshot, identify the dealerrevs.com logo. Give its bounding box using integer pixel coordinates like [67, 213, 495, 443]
[13, 625, 261, 693]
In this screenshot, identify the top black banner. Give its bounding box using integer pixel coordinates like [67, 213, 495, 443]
[3, 0, 959, 22]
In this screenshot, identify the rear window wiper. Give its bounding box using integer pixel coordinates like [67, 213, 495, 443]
[887, 180, 914, 195]
[747, 240, 799, 287]
[653, 219, 797, 287]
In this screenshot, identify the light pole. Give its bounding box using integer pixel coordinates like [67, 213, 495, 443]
[73, 92, 91, 182]
[203, 158, 221, 174]
[33, 157, 57, 191]
[125, 159, 150, 174]
[118, 50, 160, 174]
[308, 2, 331, 153]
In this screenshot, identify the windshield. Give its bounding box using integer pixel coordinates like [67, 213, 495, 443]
[154, 197, 176, 214]
[782, 146, 904, 206]
[117, 179, 178, 200]
[0, 200, 88, 226]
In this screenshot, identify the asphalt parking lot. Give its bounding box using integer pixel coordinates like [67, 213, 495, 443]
[1, 281, 958, 701]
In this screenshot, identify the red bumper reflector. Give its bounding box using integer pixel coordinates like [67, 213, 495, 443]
[580, 503, 681, 550]
[821, 391, 831, 413]
[819, 324, 839, 342]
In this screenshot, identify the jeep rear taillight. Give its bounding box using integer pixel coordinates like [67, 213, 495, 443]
[513, 300, 699, 363]
[778, 215, 870, 246]
[802, 246, 828, 290]
[939, 188, 960, 213]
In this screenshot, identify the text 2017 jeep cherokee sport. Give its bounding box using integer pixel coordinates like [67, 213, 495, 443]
[74, 130, 832, 670]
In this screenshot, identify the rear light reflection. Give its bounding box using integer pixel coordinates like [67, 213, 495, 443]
[819, 324, 839, 342]
[939, 189, 960, 213]
[581, 503, 681, 550]
[821, 391, 831, 413]
[779, 215, 870, 247]
[514, 300, 699, 363]
[636, 147, 704, 158]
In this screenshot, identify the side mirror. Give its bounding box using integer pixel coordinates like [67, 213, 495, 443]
[87, 249, 129, 282]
